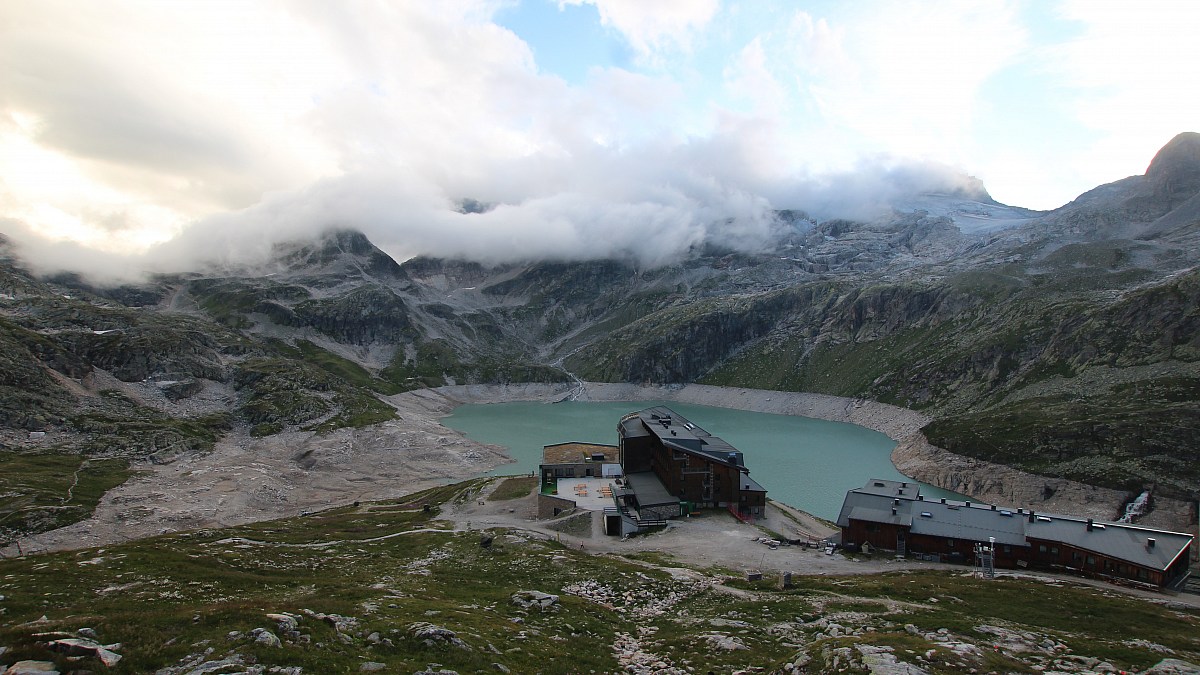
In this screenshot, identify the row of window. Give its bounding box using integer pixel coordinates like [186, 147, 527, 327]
[855, 526, 1158, 581]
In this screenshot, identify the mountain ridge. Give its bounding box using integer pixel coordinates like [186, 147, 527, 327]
[2, 134, 1199, 545]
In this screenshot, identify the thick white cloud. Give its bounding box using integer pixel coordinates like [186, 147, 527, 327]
[782, 3, 1029, 169]
[2, 0, 1197, 281]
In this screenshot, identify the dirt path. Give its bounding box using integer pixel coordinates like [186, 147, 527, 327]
[441, 479, 1200, 607]
[5, 381, 1189, 562]
[439, 478, 932, 578]
[2, 406, 511, 556]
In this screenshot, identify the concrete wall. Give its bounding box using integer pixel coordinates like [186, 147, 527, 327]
[545, 510, 594, 537]
[538, 494, 578, 519]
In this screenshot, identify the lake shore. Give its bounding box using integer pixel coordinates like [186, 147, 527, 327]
[425, 382, 1192, 532]
[5, 381, 1190, 557]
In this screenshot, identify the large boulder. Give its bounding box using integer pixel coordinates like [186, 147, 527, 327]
[510, 590, 560, 611]
[407, 622, 471, 650]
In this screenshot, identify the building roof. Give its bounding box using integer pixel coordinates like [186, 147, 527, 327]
[618, 415, 652, 439]
[541, 442, 618, 465]
[837, 491, 1029, 547]
[624, 470, 679, 508]
[630, 406, 746, 469]
[740, 474, 767, 494]
[846, 503, 913, 528]
[855, 478, 922, 500]
[909, 501, 1029, 547]
[839, 479, 1194, 571]
[1026, 516, 1193, 572]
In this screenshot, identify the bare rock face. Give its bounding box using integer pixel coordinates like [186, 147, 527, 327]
[1144, 658, 1200, 675]
[891, 434, 1162, 522]
[3, 662, 61, 675]
[1048, 131, 1200, 236]
[1144, 132, 1200, 209]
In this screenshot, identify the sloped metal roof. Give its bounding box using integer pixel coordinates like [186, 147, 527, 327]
[1026, 517, 1192, 572]
[624, 470, 679, 508]
[633, 406, 745, 468]
[908, 501, 1028, 547]
[838, 479, 1193, 570]
[740, 474, 767, 494]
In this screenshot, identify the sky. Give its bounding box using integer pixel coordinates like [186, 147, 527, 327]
[1, 0, 1197, 279]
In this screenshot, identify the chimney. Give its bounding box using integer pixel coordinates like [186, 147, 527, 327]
[940, 498, 946, 504]
[991, 505, 997, 511]
[1086, 518, 1093, 532]
[917, 495, 924, 501]
[965, 501, 971, 508]
[1028, 511, 1035, 523]
[1017, 508, 1024, 514]
[1147, 538, 1156, 549]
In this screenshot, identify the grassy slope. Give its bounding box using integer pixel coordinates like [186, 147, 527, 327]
[1, 480, 1197, 674]
[0, 452, 132, 545]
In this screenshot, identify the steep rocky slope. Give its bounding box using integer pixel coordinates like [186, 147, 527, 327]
[2, 135, 1199, 541]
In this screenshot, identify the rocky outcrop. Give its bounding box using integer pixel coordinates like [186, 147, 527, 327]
[291, 285, 414, 345]
[890, 434, 1131, 521]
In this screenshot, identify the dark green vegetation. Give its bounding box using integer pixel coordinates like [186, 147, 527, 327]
[488, 476, 537, 501]
[0, 452, 132, 546]
[0, 480, 1196, 674]
[4, 133, 1200, 532]
[573, 265, 1200, 500]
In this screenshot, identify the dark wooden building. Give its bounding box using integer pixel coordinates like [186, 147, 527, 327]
[837, 479, 1193, 589]
[618, 406, 767, 520]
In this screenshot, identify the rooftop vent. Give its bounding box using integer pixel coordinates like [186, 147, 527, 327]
[920, 511, 933, 518]
[990, 505, 997, 511]
[874, 481, 885, 487]
[1147, 537, 1156, 549]
[917, 495, 924, 501]
[1086, 518, 1094, 532]
[965, 501, 971, 507]
[1037, 516, 1051, 522]
[893, 498, 900, 506]
[891, 507, 897, 516]
[999, 510, 1013, 517]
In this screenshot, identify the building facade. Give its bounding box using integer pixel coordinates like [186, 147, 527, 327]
[618, 406, 767, 519]
[837, 479, 1193, 589]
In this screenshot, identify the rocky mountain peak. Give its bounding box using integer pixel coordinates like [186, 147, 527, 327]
[1143, 131, 1200, 211]
[272, 228, 408, 284]
[1144, 131, 1200, 178]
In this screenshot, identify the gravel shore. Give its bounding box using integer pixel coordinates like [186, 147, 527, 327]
[4, 381, 1190, 556]
[427, 382, 1191, 532]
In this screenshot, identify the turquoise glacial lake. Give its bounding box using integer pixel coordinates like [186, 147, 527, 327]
[442, 400, 959, 521]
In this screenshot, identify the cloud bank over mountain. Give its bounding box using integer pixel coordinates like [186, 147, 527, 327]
[1, 1, 1197, 280]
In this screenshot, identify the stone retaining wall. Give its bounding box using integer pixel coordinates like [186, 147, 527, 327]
[537, 494, 577, 519]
